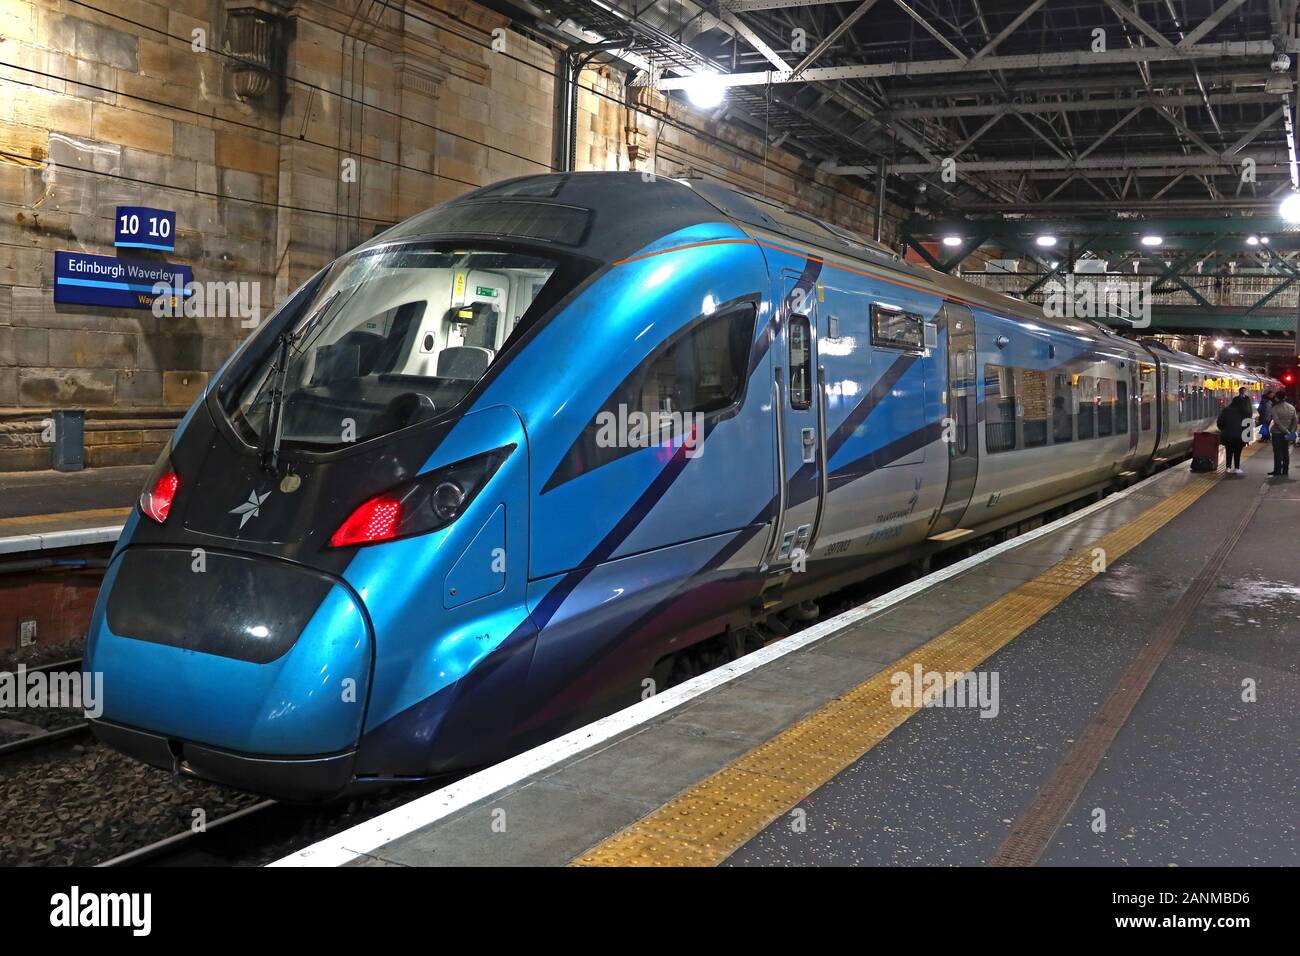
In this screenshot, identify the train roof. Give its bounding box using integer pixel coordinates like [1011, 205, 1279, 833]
[367, 172, 1275, 384]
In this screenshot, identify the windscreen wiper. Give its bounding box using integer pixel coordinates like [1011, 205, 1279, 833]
[259, 330, 294, 476]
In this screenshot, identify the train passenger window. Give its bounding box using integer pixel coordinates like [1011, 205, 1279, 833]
[1077, 376, 1096, 439]
[788, 314, 813, 410]
[1020, 369, 1048, 447]
[985, 364, 1017, 453]
[1097, 379, 1115, 436]
[1052, 373, 1073, 443]
[1116, 380, 1129, 434]
[871, 303, 925, 351]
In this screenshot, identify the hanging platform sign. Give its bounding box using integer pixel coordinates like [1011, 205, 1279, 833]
[54, 251, 192, 310]
[114, 206, 176, 251]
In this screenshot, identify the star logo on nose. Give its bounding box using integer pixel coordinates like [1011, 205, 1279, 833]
[230, 490, 271, 529]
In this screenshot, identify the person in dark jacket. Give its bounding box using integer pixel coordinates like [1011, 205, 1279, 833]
[1269, 394, 1298, 476]
[1258, 390, 1274, 442]
[1217, 394, 1252, 474]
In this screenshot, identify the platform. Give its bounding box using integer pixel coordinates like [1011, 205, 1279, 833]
[278, 442, 1298, 866]
[0, 465, 144, 554]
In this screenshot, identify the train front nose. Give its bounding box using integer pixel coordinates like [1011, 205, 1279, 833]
[84, 546, 373, 801]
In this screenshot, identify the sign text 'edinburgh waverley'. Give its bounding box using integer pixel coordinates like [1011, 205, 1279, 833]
[54, 251, 192, 310]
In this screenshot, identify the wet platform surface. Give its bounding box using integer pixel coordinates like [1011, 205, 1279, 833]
[279, 443, 1299, 867]
[731, 448, 1298, 866]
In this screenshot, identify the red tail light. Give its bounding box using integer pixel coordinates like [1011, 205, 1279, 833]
[329, 495, 402, 548]
[140, 471, 179, 524]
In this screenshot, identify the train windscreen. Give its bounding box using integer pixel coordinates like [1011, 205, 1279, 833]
[229, 243, 565, 450]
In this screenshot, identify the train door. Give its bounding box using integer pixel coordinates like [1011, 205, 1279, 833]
[1154, 356, 1169, 451]
[930, 301, 978, 535]
[1127, 364, 1139, 453]
[764, 272, 826, 569]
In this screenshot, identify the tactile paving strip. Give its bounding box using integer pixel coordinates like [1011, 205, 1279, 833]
[572, 460, 1240, 867]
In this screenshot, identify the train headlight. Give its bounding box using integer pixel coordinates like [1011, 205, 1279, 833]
[328, 445, 513, 548]
[139, 446, 179, 524]
[431, 481, 467, 523]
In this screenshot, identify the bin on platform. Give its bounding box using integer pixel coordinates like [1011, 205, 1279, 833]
[51, 408, 85, 472]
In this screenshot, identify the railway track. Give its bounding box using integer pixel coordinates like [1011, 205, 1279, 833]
[0, 657, 93, 760]
[97, 800, 281, 867]
[96, 776, 457, 866]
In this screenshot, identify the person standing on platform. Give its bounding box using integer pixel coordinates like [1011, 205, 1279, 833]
[1267, 393, 1297, 477]
[1218, 393, 1252, 474]
[1258, 389, 1275, 443]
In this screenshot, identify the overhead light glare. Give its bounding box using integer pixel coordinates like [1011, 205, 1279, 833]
[1140, 235, 1163, 247]
[1035, 235, 1057, 248]
[684, 70, 726, 109]
[941, 235, 963, 247]
[1280, 191, 1300, 223]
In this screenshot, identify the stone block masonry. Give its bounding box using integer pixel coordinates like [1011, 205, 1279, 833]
[0, 0, 900, 472]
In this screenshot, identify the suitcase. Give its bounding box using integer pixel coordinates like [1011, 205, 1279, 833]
[1190, 430, 1220, 472]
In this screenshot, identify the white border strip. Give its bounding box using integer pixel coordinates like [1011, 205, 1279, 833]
[271, 466, 1181, 867]
[0, 525, 123, 555]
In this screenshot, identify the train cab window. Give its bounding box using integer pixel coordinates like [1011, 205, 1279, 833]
[636, 304, 758, 417]
[1077, 376, 1096, 439]
[1116, 380, 1129, 434]
[985, 364, 1017, 453]
[1052, 373, 1074, 443]
[871, 303, 925, 351]
[1020, 369, 1049, 447]
[1097, 378, 1115, 436]
[788, 314, 813, 409]
[543, 300, 759, 489]
[229, 244, 568, 450]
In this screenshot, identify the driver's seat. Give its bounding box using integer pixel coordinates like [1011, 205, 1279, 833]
[436, 346, 493, 380]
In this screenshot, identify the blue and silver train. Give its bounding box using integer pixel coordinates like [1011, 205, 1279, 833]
[85, 172, 1280, 799]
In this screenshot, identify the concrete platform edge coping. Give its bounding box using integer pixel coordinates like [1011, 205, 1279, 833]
[0, 526, 124, 555]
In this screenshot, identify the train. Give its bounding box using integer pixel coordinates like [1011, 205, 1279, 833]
[84, 172, 1281, 800]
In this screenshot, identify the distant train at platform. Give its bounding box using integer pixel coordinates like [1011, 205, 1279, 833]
[84, 172, 1281, 799]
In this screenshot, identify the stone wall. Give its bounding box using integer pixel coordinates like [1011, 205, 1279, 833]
[0, 0, 899, 472]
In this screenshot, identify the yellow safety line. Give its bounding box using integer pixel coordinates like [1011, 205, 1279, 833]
[572, 453, 1253, 867]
